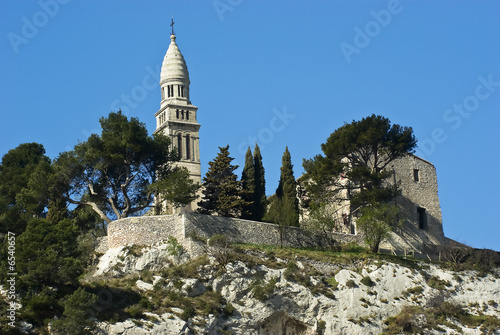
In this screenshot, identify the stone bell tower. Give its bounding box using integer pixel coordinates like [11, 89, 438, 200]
[154, 24, 201, 213]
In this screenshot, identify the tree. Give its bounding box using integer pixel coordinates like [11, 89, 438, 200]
[303, 114, 417, 218]
[264, 147, 300, 245]
[51, 287, 98, 335]
[264, 196, 298, 247]
[53, 111, 198, 224]
[0, 143, 51, 234]
[15, 218, 82, 291]
[240, 147, 255, 219]
[356, 202, 400, 253]
[197, 145, 250, 217]
[253, 144, 267, 221]
[274, 147, 299, 226]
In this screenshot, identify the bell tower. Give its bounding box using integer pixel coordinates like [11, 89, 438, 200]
[154, 25, 201, 212]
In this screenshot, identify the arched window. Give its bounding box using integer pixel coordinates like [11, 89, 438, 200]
[186, 134, 190, 160]
[181, 110, 184, 120]
[186, 111, 189, 120]
[176, 109, 179, 119]
[177, 133, 182, 159]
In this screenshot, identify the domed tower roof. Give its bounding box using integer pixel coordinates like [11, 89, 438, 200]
[160, 34, 190, 85]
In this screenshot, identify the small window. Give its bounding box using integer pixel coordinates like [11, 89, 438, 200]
[181, 85, 184, 97]
[413, 169, 419, 182]
[417, 207, 427, 230]
[186, 111, 189, 120]
[181, 110, 184, 120]
[186, 135, 190, 160]
[176, 109, 179, 119]
[177, 133, 182, 159]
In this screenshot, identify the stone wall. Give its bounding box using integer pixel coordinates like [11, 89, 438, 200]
[104, 213, 363, 255]
[107, 214, 185, 249]
[391, 154, 445, 248]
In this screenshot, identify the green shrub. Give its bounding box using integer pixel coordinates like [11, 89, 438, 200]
[224, 302, 235, 315]
[328, 277, 339, 290]
[360, 276, 375, 287]
[346, 279, 356, 288]
[427, 276, 451, 290]
[252, 277, 278, 301]
[51, 288, 98, 335]
[402, 286, 423, 297]
[126, 305, 145, 318]
[166, 236, 185, 260]
[208, 234, 231, 267]
[181, 304, 195, 320]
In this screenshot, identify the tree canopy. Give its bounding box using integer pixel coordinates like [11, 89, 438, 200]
[53, 111, 198, 223]
[303, 114, 417, 215]
[253, 144, 267, 221]
[241, 147, 255, 219]
[197, 145, 250, 217]
[265, 147, 299, 228]
[0, 143, 52, 234]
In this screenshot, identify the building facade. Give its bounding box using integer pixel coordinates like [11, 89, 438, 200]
[154, 32, 201, 213]
[299, 154, 445, 250]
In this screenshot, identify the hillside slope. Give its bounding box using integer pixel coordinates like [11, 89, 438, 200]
[86, 243, 500, 335]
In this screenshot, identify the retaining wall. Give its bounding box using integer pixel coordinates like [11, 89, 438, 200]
[104, 213, 363, 254]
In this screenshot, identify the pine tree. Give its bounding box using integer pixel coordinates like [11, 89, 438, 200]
[275, 147, 299, 226]
[253, 144, 266, 221]
[241, 147, 255, 219]
[197, 145, 250, 218]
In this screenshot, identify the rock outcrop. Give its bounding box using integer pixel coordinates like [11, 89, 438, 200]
[92, 244, 500, 335]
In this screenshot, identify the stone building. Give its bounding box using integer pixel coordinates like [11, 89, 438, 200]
[390, 154, 445, 250]
[154, 30, 201, 213]
[299, 153, 445, 252]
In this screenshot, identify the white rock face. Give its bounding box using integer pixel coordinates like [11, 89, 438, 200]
[94, 250, 500, 335]
[98, 312, 189, 335]
[94, 242, 189, 276]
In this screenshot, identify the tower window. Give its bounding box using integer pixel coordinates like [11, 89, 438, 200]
[177, 133, 182, 159]
[186, 134, 190, 160]
[186, 111, 189, 120]
[181, 110, 184, 120]
[177, 85, 180, 97]
[413, 169, 420, 182]
[176, 109, 179, 119]
[181, 85, 184, 97]
[417, 207, 427, 230]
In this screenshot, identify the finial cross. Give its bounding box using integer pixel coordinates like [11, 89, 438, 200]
[170, 17, 175, 35]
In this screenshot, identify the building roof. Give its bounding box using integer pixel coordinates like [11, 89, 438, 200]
[160, 34, 190, 84]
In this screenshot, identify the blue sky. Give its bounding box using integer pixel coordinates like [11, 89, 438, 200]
[1, 0, 499, 250]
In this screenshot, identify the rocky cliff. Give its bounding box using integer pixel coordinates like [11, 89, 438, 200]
[89, 242, 500, 335]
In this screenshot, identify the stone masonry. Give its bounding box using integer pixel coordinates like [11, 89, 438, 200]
[390, 154, 445, 249]
[105, 213, 363, 256]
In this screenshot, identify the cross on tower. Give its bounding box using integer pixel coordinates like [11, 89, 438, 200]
[170, 17, 175, 35]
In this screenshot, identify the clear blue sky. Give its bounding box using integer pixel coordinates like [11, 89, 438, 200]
[1, 0, 499, 250]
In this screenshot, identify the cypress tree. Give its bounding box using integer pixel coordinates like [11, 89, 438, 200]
[197, 145, 250, 218]
[275, 146, 299, 226]
[253, 144, 266, 221]
[241, 147, 255, 219]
